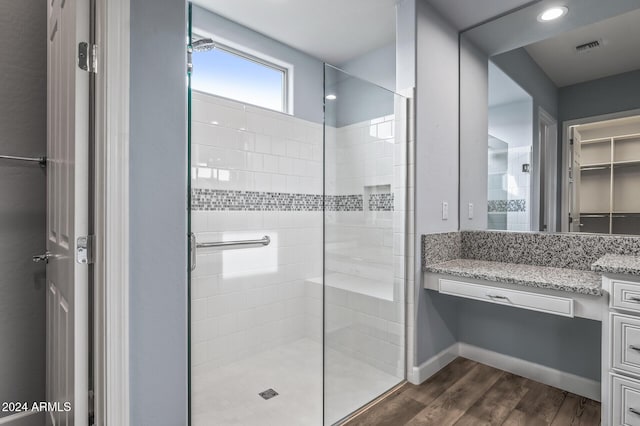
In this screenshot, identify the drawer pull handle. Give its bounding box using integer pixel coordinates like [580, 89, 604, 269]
[628, 296, 640, 303]
[630, 345, 640, 352]
[487, 294, 509, 300]
[630, 407, 640, 416]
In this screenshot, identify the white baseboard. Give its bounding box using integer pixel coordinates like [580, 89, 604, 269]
[409, 343, 458, 384]
[458, 342, 601, 401]
[410, 342, 601, 402]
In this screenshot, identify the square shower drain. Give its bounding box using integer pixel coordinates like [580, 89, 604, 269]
[259, 389, 279, 400]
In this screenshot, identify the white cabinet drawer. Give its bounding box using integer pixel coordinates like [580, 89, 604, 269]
[438, 279, 574, 317]
[613, 314, 640, 377]
[612, 374, 640, 425]
[612, 279, 640, 314]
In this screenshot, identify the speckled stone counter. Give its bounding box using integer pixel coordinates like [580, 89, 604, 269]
[592, 254, 640, 276]
[425, 258, 603, 296]
[419, 231, 640, 296]
[423, 231, 640, 270]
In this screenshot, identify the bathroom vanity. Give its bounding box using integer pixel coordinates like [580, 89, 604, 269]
[422, 231, 640, 425]
[594, 255, 640, 425]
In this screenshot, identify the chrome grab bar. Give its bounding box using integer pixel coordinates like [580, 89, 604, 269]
[197, 235, 270, 249]
[0, 155, 47, 167]
[190, 235, 271, 271]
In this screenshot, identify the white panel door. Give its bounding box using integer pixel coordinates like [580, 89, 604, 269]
[47, 0, 90, 424]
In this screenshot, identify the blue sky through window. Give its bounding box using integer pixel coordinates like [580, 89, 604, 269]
[192, 47, 285, 112]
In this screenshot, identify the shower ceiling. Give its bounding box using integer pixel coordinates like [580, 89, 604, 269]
[191, 0, 397, 64]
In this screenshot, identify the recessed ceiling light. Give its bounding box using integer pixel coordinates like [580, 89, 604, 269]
[538, 6, 568, 22]
[326, 94, 337, 100]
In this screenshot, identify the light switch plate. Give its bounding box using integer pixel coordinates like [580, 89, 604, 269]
[468, 203, 474, 219]
[442, 202, 449, 220]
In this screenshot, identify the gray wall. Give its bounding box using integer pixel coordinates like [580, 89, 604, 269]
[129, 1, 188, 425]
[192, 5, 324, 124]
[492, 48, 558, 119]
[414, 0, 461, 365]
[559, 69, 640, 123]
[329, 43, 398, 127]
[325, 67, 395, 128]
[459, 37, 489, 231]
[339, 43, 397, 92]
[0, 0, 46, 417]
[457, 298, 601, 381]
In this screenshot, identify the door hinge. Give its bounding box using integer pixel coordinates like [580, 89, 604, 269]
[79, 42, 98, 73]
[187, 45, 193, 74]
[77, 235, 95, 265]
[569, 138, 574, 145]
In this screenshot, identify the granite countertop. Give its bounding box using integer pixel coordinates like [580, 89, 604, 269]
[592, 254, 640, 276]
[425, 259, 603, 296]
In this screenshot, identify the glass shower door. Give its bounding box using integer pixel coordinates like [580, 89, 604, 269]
[188, 6, 323, 425]
[188, 6, 407, 424]
[323, 65, 407, 425]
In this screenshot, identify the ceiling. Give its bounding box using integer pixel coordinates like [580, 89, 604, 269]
[427, 0, 536, 30]
[525, 8, 640, 87]
[191, 0, 397, 64]
[488, 62, 531, 107]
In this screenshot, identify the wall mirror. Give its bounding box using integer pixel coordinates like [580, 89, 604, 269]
[460, 0, 640, 235]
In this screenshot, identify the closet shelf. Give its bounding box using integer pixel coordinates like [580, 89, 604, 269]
[613, 160, 640, 168]
[581, 164, 610, 171]
[580, 137, 611, 144]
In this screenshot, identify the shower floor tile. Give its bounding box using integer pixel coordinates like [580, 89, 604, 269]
[191, 338, 401, 425]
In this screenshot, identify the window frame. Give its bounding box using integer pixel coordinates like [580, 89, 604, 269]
[192, 35, 291, 114]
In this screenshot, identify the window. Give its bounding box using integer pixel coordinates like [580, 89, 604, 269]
[191, 41, 289, 113]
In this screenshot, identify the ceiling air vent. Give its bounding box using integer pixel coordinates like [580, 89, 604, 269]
[575, 39, 602, 53]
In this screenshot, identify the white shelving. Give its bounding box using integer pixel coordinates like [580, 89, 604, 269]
[579, 133, 640, 235]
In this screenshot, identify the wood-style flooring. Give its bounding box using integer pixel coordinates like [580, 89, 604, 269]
[344, 357, 601, 426]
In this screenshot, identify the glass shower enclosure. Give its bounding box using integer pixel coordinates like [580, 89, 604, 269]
[187, 7, 407, 424]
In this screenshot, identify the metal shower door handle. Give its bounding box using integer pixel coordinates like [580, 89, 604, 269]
[190, 233, 197, 271]
[190, 234, 271, 271]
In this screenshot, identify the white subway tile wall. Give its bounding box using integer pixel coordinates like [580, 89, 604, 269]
[191, 92, 323, 373]
[507, 147, 531, 231]
[322, 104, 406, 379]
[191, 91, 407, 404]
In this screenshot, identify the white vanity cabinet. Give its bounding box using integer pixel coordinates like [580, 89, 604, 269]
[603, 276, 640, 426]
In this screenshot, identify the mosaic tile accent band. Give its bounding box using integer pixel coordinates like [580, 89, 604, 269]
[192, 189, 323, 211]
[192, 189, 393, 212]
[487, 199, 526, 213]
[368, 193, 394, 212]
[325, 195, 363, 212]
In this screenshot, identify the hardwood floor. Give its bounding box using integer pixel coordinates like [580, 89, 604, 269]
[344, 358, 601, 426]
